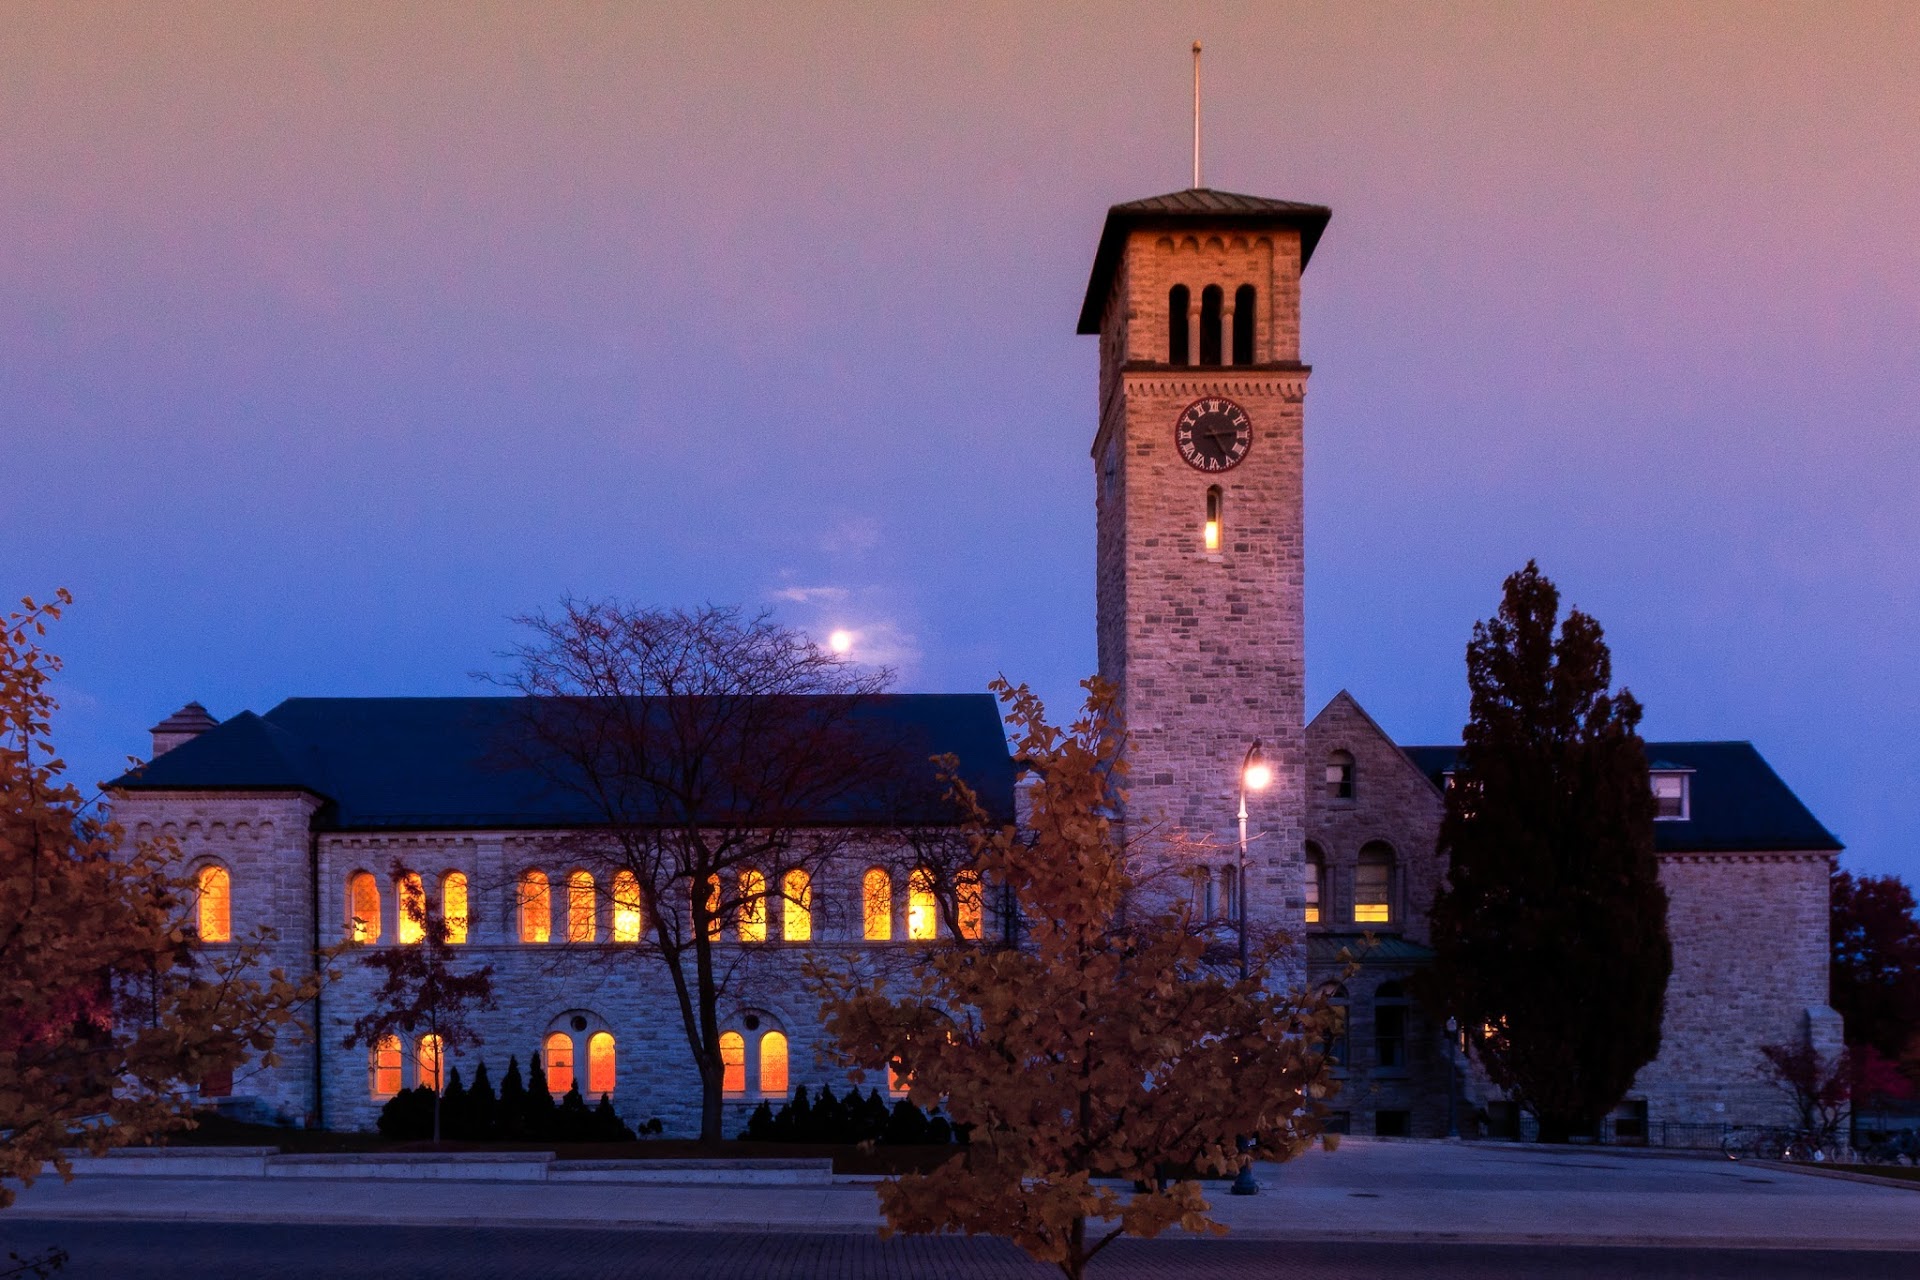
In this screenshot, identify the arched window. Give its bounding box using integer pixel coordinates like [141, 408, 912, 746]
[862, 868, 892, 941]
[719, 1031, 746, 1095]
[1232, 284, 1256, 364]
[396, 871, 426, 945]
[1167, 284, 1191, 364]
[1219, 864, 1238, 921]
[417, 1033, 445, 1092]
[196, 865, 232, 943]
[1374, 980, 1409, 1072]
[567, 870, 597, 943]
[587, 1031, 616, 1096]
[737, 869, 767, 943]
[1326, 750, 1356, 800]
[543, 1031, 575, 1095]
[782, 869, 812, 942]
[1204, 485, 1222, 551]
[442, 871, 468, 944]
[348, 871, 381, 944]
[888, 1063, 910, 1098]
[518, 870, 551, 944]
[700, 874, 722, 941]
[1355, 842, 1395, 924]
[371, 1034, 402, 1097]
[1199, 284, 1223, 366]
[611, 870, 643, 942]
[759, 1030, 789, 1096]
[1304, 843, 1325, 925]
[956, 870, 983, 941]
[907, 867, 938, 941]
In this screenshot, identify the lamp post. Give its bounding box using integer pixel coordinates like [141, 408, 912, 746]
[1230, 739, 1271, 1196]
[1445, 1016, 1462, 1139]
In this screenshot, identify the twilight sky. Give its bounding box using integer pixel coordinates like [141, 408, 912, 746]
[5, 3, 1916, 879]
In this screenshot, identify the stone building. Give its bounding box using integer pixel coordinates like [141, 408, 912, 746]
[108, 183, 1843, 1140]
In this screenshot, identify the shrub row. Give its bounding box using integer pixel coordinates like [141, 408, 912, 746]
[740, 1085, 958, 1146]
[377, 1054, 662, 1142]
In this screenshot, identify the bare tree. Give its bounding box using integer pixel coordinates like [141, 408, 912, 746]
[497, 601, 909, 1142]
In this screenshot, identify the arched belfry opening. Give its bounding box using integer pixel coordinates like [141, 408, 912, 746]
[1168, 284, 1191, 365]
[1233, 284, 1256, 364]
[1199, 284, 1224, 366]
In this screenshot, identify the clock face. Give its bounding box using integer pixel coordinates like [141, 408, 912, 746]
[1175, 397, 1253, 472]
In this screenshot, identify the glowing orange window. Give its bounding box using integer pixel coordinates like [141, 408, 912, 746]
[759, 1030, 789, 1096]
[956, 869, 983, 941]
[196, 865, 232, 943]
[371, 1034, 402, 1097]
[348, 871, 381, 944]
[396, 871, 426, 945]
[611, 870, 643, 942]
[719, 1031, 746, 1095]
[519, 870, 551, 943]
[862, 868, 892, 941]
[907, 867, 937, 941]
[738, 869, 767, 943]
[587, 1031, 616, 1096]
[442, 871, 468, 944]
[782, 869, 812, 942]
[543, 1031, 575, 1095]
[567, 869, 597, 943]
[700, 874, 722, 941]
[417, 1033, 444, 1092]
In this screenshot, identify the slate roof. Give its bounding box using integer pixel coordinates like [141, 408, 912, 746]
[1399, 741, 1842, 854]
[1078, 188, 1334, 334]
[1306, 934, 1437, 967]
[111, 695, 1018, 832]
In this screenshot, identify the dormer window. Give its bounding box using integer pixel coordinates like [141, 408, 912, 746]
[1652, 771, 1691, 821]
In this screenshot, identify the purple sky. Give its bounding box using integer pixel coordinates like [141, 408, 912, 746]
[6, 4, 1916, 879]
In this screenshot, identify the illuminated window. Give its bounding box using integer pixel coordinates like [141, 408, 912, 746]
[417, 1033, 445, 1092]
[862, 868, 892, 941]
[349, 871, 381, 944]
[1652, 771, 1691, 821]
[907, 867, 937, 941]
[611, 870, 643, 942]
[782, 869, 812, 942]
[738, 869, 767, 943]
[700, 874, 722, 941]
[759, 1030, 789, 1096]
[719, 1031, 746, 1095]
[1304, 843, 1325, 925]
[544, 1031, 575, 1095]
[396, 871, 426, 945]
[587, 1031, 616, 1096]
[888, 1062, 910, 1098]
[956, 870, 983, 941]
[1199, 284, 1223, 366]
[371, 1034, 402, 1097]
[1326, 750, 1355, 800]
[518, 870, 551, 944]
[196, 865, 232, 943]
[1232, 283, 1256, 364]
[1168, 284, 1191, 365]
[567, 869, 597, 943]
[442, 871, 468, 944]
[1355, 843, 1394, 925]
[1204, 485, 1222, 551]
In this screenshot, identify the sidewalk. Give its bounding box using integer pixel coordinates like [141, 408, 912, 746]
[9, 1139, 1920, 1251]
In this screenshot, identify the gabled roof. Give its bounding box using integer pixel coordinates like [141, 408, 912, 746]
[1309, 690, 1445, 799]
[1400, 741, 1842, 855]
[1078, 187, 1333, 334]
[111, 694, 1018, 832]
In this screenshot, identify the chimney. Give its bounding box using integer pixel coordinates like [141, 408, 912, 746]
[150, 702, 219, 758]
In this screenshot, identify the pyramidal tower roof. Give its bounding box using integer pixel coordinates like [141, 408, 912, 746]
[1077, 187, 1333, 334]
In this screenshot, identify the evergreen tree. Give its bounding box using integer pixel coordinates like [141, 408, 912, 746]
[855, 1088, 891, 1143]
[466, 1060, 498, 1139]
[882, 1097, 930, 1146]
[592, 1094, 636, 1142]
[525, 1053, 556, 1139]
[810, 1085, 846, 1143]
[555, 1083, 592, 1142]
[742, 1100, 776, 1141]
[1420, 562, 1672, 1142]
[496, 1056, 526, 1139]
[439, 1066, 469, 1140]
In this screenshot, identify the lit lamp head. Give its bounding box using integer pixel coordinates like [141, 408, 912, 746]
[827, 629, 854, 656]
[1242, 741, 1272, 793]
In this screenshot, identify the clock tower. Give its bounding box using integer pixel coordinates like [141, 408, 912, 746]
[1079, 189, 1331, 965]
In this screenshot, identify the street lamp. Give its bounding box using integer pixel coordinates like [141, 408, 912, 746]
[1231, 739, 1270, 1197]
[1445, 1016, 1462, 1139]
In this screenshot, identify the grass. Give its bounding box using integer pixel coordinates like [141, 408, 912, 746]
[149, 1113, 958, 1175]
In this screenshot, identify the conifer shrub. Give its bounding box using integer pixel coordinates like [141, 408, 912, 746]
[737, 1085, 953, 1145]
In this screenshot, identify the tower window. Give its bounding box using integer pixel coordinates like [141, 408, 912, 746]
[1204, 486, 1222, 551]
[1233, 284, 1256, 364]
[1326, 750, 1356, 800]
[1168, 285, 1191, 364]
[1199, 285, 1224, 366]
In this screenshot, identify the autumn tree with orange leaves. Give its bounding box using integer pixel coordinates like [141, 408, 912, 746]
[0, 592, 320, 1208]
[815, 678, 1337, 1280]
